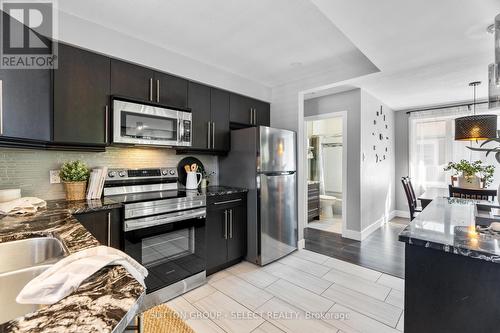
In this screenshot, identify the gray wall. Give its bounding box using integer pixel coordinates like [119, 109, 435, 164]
[0, 147, 218, 200]
[305, 89, 362, 233]
[394, 111, 409, 212]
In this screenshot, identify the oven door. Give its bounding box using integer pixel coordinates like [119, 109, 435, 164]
[113, 98, 191, 147]
[124, 209, 206, 293]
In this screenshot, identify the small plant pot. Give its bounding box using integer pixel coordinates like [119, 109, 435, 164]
[63, 181, 87, 201]
[457, 175, 481, 189]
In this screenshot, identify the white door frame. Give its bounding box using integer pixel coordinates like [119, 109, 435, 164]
[303, 110, 348, 236]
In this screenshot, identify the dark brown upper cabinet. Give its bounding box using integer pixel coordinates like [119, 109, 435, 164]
[188, 82, 230, 152]
[188, 82, 211, 150]
[53, 43, 110, 145]
[111, 59, 187, 109]
[0, 10, 50, 144]
[110, 59, 154, 102]
[211, 88, 230, 151]
[0, 68, 51, 143]
[154, 71, 188, 108]
[255, 99, 271, 126]
[229, 93, 270, 127]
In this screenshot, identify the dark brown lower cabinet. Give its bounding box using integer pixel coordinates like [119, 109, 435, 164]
[74, 208, 122, 249]
[308, 182, 320, 222]
[206, 193, 247, 275]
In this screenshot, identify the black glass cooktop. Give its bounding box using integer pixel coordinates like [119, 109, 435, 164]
[107, 189, 204, 204]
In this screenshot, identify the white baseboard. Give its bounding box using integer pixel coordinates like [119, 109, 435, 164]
[394, 210, 410, 218]
[360, 216, 386, 241]
[297, 239, 305, 249]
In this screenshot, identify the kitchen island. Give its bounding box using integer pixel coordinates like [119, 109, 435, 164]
[0, 199, 144, 333]
[399, 197, 500, 333]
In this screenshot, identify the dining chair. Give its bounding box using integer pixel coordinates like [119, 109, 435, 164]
[401, 177, 422, 220]
[448, 185, 497, 201]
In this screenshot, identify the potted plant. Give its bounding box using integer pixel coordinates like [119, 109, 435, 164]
[200, 168, 216, 189]
[444, 160, 495, 189]
[59, 160, 90, 201]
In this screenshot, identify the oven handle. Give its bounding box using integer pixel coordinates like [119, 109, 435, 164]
[124, 208, 206, 232]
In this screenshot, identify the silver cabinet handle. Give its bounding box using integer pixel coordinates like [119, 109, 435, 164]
[207, 122, 211, 149]
[156, 79, 160, 103]
[249, 108, 253, 125]
[107, 212, 111, 246]
[212, 122, 215, 149]
[229, 209, 233, 239]
[105, 105, 109, 144]
[149, 78, 153, 101]
[253, 108, 257, 125]
[224, 209, 228, 239]
[213, 198, 243, 205]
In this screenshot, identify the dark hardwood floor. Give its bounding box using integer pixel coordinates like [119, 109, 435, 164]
[305, 219, 407, 278]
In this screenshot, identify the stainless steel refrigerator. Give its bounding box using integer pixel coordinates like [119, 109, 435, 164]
[220, 126, 297, 265]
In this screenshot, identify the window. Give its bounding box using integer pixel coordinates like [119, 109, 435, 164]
[409, 104, 500, 195]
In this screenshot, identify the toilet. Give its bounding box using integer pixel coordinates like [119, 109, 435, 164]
[320, 195, 337, 218]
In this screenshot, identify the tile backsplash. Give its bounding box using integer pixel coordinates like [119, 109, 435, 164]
[0, 147, 218, 200]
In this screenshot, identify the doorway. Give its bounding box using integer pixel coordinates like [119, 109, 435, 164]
[304, 112, 347, 235]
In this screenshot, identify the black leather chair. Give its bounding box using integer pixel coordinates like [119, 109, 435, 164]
[448, 185, 497, 201]
[401, 177, 422, 220]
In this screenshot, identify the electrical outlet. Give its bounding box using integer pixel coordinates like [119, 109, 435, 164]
[49, 170, 61, 184]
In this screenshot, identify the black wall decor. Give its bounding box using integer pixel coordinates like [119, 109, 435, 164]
[371, 105, 390, 163]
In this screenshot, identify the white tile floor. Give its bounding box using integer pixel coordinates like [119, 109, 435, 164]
[167, 249, 405, 333]
[308, 216, 343, 234]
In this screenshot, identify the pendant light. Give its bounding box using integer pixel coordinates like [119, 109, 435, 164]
[454, 81, 497, 141]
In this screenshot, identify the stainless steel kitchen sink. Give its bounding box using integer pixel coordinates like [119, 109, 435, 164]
[0, 237, 66, 274]
[0, 265, 51, 324]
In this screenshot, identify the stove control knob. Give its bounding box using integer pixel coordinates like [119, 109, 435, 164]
[162, 169, 169, 176]
[108, 171, 116, 178]
[169, 169, 176, 175]
[118, 171, 126, 177]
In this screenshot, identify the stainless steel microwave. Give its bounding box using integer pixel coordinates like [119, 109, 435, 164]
[112, 98, 191, 147]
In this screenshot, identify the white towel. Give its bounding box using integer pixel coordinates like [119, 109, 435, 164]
[16, 246, 148, 305]
[0, 197, 46, 215]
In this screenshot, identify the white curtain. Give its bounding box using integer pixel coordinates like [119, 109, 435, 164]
[409, 103, 500, 196]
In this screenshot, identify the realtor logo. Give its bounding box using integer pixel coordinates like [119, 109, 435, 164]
[0, 0, 58, 68]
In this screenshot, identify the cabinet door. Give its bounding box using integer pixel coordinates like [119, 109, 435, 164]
[255, 100, 271, 127]
[206, 206, 229, 273]
[211, 88, 230, 151]
[154, 72, 188, 108]
[229, 93, 253, 126]
[110, 59, 154, 102]
[53, 44, 110, 144]
[75, 209, 122, 249]
[188, 82, 211, 150]
[0, 68, 51, 141]
[227, 203, 247, 262]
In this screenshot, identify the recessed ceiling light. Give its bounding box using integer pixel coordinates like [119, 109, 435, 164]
[290, 62, 303, 67]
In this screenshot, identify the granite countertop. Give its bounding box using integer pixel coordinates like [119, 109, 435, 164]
[202, 185, 248, 196]
[399, 197, 500, 263]
[0, 198, 144, 333]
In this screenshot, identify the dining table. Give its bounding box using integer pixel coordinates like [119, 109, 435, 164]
[418, 187, 449, 209]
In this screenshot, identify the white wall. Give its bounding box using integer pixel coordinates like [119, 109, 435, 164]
[360, 91, 396, 232]
[57, 11, 271, 102]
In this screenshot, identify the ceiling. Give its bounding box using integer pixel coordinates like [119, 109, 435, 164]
[56, 0, 377, 87]
[57, 0, 500, 110]
[309, 0, 500, 110]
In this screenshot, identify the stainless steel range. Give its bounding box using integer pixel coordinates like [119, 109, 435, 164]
[103, 167, 206, 310]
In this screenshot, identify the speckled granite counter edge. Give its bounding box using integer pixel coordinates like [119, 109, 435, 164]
[0, 199, 145, 333]
[399, 230, 500, 264]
